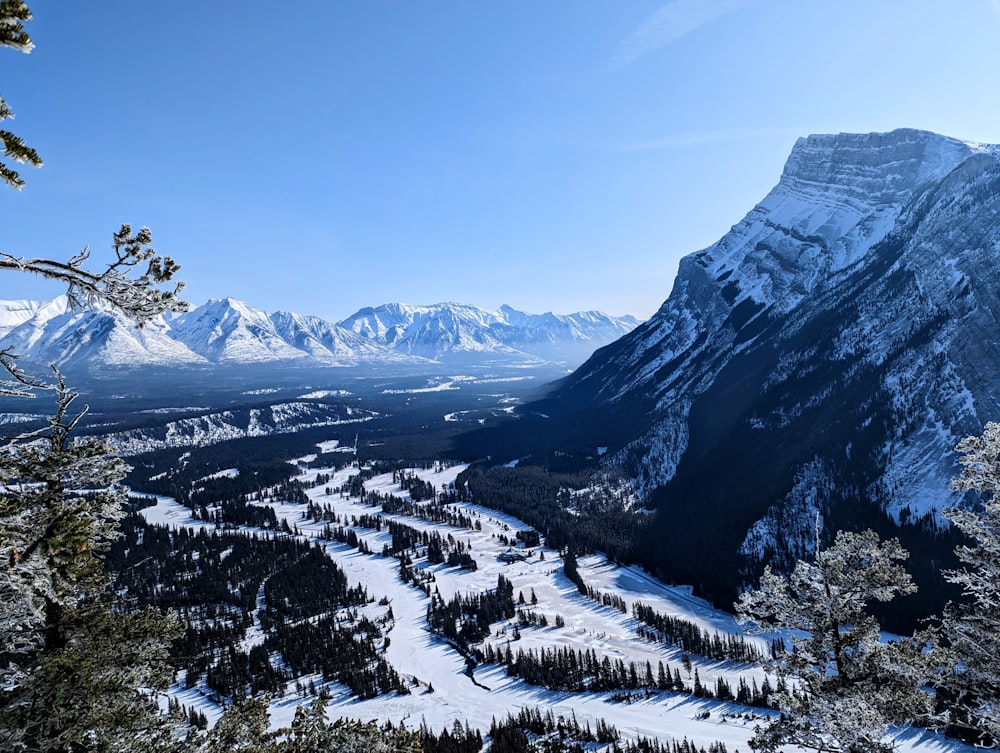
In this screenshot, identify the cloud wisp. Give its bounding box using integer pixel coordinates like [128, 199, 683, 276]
[615, 0, 745, 67]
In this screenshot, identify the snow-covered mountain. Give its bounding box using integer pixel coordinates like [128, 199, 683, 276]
[0, 297, 69, 333]
[0, 296, 637, 371]
[169, 298, 308, 364]
[166, 298, 425, 367]
[0, 298, 209, 368]
[339, 302, 639, 363]
[531, 128, 1000, 602]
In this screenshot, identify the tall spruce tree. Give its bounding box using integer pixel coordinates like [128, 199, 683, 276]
[938, 422, 1000, 743]
[0, 373, 187, 752]
[736, 526, 935, 753]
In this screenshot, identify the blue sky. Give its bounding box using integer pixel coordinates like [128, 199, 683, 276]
[4, 1, 1000, 321]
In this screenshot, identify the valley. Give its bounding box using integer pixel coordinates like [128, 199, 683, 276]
[123, 445, 947, 752]
[31, 364, 945, 753]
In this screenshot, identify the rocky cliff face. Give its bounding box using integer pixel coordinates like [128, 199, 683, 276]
[537, 129, 1000, 603]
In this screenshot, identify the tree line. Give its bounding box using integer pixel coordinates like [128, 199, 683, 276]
[477, 642, 782, 707]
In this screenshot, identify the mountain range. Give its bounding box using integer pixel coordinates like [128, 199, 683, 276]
[0, 297, 638, 371]
[339, 302, 639, 363]
[527, 128, 1000, 607]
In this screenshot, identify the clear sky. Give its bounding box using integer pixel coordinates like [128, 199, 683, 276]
[4, 1, 1000, 321]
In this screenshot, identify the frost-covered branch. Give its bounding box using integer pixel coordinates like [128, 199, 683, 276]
[0, 3, 188, 747]
[0, 223, 187, 326]
[0, 346, 47, 398]
[952, 421, 1000, 496]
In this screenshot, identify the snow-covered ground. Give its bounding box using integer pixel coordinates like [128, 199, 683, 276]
[382, 380, 462, 394]
[141, 453, 970, 753]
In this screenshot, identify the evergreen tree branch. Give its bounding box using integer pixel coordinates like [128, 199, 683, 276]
[0, 1, 39, 188]
[0, 223, 187, 326]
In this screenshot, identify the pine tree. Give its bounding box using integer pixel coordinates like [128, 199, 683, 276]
[0, 374, 185, 750]
[281, 698, 422, 753]
[198, 696, 279, 753]
[736, 525, 934, 753]
[937, 422, 1000, 742]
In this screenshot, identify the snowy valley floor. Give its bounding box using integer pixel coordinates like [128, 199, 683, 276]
[142, 454, 969, 753]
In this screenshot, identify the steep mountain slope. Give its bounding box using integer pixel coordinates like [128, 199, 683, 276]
[340, 302, 520, 360]
[533, 129, 1000, 604]
[0, 297, 68, 334]
[339, 302, 639, 363]
[267, 310, 421, 366]
[498, 305, 639, 361]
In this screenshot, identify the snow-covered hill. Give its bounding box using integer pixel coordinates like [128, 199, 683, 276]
[101, 401, 377, 456]
[0, 297, 638, 371]
[531, 128, 1000, 599]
